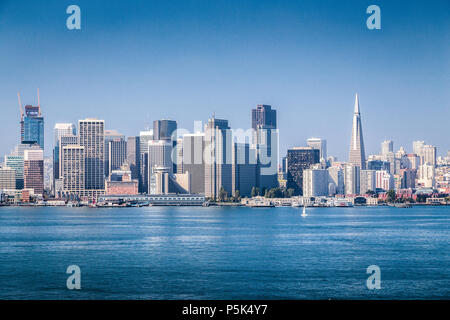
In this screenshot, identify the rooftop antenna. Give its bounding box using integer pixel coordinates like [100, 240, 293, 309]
[17, 92, 23, 121]
[37, 88, 41, 116]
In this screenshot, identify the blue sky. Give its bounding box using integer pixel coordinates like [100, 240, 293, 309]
[0, 0, 448, 159]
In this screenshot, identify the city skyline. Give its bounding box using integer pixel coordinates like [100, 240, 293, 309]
[0, 0, 448, 160]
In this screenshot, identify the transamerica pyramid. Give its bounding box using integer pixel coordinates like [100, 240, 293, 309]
[348, 93, 366, 169]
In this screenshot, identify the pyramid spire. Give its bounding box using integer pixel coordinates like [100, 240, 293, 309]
[348, 93, 366, 169]
[354, 93, 360, 114]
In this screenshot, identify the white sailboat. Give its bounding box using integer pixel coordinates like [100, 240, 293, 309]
[301, 205, 307, 217]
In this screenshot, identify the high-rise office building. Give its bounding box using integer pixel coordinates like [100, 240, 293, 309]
[413, 141, 425, 158]
[252, 104, 278, 189]
[104, 130, 125, 178]
[348, 94, 366, 169]
[153, 120, 177, 141]
[204, 117, 232, 199]
[148, 140, 173, 193]
[360, 169, 376, 195]
[108, 139, 127, 176]
[179, 133, 205, 194]
[61, 145, 85, 199]
[307, 138, 327, 160]
[422, 145, 437, 167]
[286, 147, 320, 195]
[139, 130, 153, 193]
[5, 154, 24, 189]
[126, 136, 140, 181]
[23, 147, 44, 195]
[53, 123, 76, 194]
[381, 140, 393, 156]
[303, 167, 328, 197]
[232, 142, 257, 198]
[251, 104, 276, 130]
[344, 163, 360, 195]
[78, 119, 105, 191]
[19, 92, 44, 149]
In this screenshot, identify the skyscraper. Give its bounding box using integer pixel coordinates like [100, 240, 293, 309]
[307, 137, 327, 160]
[348, 94, 366, 169]
[286, 147, 320, 195]
[61, 145, 85, 199]
[139, 130, 153, 193]
[179, 133, 205, 194]
[251, 104, 276, 130]
[53, 123, 76, 194]
[126, 136, 140, 181]
[104, 130, 125, 178]
[108, 139, 127, 176]
[153, 120, 177, 141]
[251, 104, 278, 189]
[18, 90, 44, 150]
[232, 142, 257, 198]
[381, 140, 393, 156]
[78, 119, 105, 192]
[204, 117, 232, 199]
[23, 147, 44, 195]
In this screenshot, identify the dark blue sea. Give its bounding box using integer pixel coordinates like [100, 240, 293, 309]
[0, 206, 448, 299]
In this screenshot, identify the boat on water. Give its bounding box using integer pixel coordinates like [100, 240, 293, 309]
[291, 202, 301, 207]
[301, 205, 308, 217]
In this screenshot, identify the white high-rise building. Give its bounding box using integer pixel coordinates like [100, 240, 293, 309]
[303, 168, 328, 197]
[327, 166, 344, 195]
[348, 94, 366, 169]
[418, 163, 435, 187]
[360, 169, 376, 195]
[307, 137, 327, 160]
[413, 141, 425, 157]
[422, 145, 437, 167]
[381, 140, 393, 156]
[344, 163, 360, 195]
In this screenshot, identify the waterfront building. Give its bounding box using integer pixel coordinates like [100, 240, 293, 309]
[0, 167, 16, 190]
[23, 147, 44, 195]
[179, 133, 205, 194]
[139, 130, 153, 193]
[344, 163, 360, 195]
[108, 138, 127, 176]
[78, 119, 105, 191]
[327, 165, 344, 195]
[303, 167, 328, 197]
[127, 136, 140, 181]
[61, 145, 85, 199]
[286, 147, 320, 195]
[105, 164, 138, 195]
[348, 94, 366, 169]
[204, 117, 232, 199]
[232, 142, 258, 198]
[5, 154, 24, 189]
[104, 129, 125, 178]
[307, 137, 327, 160]
[53, 123, 76, 194]
[252, 104, 278, 190]
[360, 169, 376, 195]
